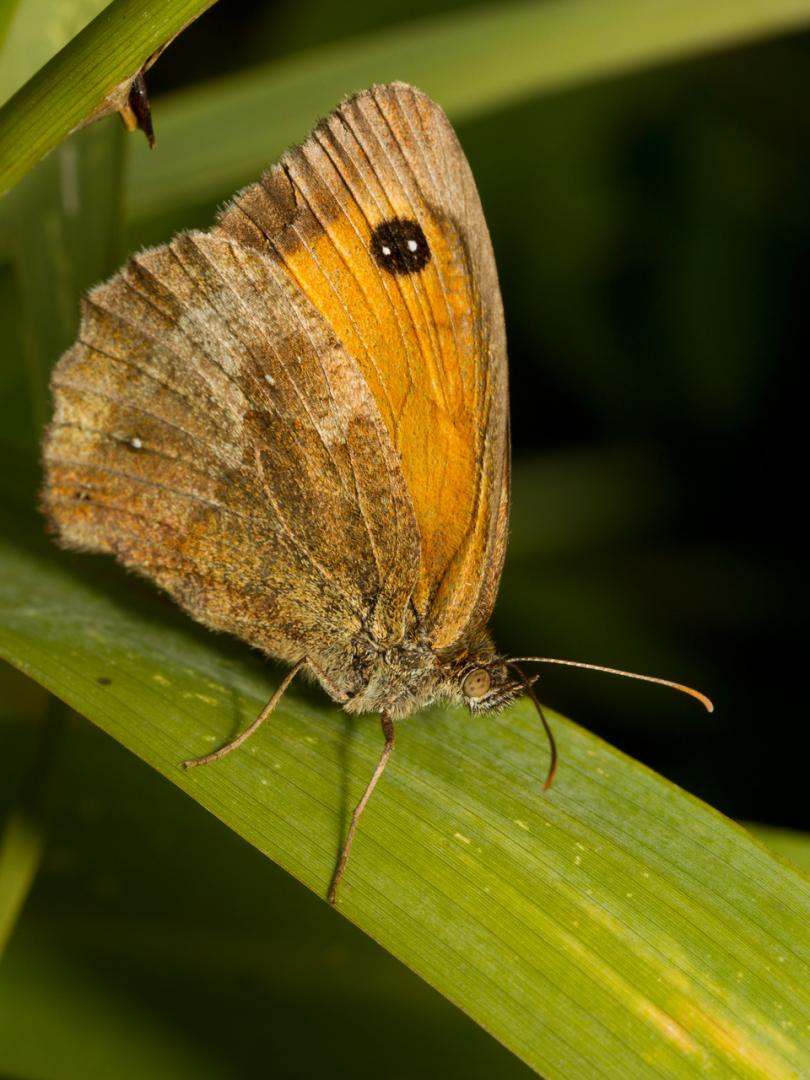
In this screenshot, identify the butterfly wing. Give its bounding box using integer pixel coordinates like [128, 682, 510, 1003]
[43, 229, 420, 692]
[218, 82, 510, 652]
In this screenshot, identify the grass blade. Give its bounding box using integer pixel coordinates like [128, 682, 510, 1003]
[1, 478, 808, 1077]
[746, 823, 810, 875]
[0, 0, 111, 107]
[0, 717, 534, 1079]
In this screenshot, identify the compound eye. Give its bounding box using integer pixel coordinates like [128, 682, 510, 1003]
[463, 668, 492, 699]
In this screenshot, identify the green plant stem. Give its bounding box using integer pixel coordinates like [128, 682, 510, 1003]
[0, 0, 219, 197]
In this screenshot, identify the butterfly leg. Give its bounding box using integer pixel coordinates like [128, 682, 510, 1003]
[328, 711, 395, 905]
[182, 656, 345, 769]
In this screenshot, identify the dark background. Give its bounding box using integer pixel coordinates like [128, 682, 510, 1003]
[140, 0, 808, 830]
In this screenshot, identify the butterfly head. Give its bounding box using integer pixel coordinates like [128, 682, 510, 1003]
[444, 645, 556, 789]
[457, 661, 533, 713]
[437, 635, 533, 714]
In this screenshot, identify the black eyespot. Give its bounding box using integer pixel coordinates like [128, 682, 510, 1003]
[370, 218, 430, 275]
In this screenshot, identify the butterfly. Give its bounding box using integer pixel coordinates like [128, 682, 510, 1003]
[42, 83, 711, 903]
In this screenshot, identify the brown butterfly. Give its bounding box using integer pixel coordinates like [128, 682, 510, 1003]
[42, 83, 711, 903]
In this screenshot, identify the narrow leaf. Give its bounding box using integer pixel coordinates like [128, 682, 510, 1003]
[0, 718, 534, 1079]
[1, 484, 808, 1078]
[746, 822, 810, 876]
[0, 0, 111, 107]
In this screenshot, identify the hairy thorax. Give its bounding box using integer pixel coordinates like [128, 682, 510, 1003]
[342, 635, 448, 718]
[337, 624, 520, 720]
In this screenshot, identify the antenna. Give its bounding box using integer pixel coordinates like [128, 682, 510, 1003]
[507, 657, 714, 712]
[509, 661, 558, 789]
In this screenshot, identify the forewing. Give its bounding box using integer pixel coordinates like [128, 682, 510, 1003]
[217, 82, 510, 650]
[43, 230, 420, 691]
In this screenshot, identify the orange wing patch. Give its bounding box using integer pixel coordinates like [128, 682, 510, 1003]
[219, 83, 509, 650]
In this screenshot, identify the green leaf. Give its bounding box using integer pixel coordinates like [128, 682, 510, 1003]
[126, 0, 810, 222]
[1, 476, 809, 1078]
[0, 0, 111, 107]
[746, 822, 810, 876]
[0, 0, 220, 197]
[0, 715, 534, 1079]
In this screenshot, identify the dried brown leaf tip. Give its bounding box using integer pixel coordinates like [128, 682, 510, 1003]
[118, 71, 155, 148]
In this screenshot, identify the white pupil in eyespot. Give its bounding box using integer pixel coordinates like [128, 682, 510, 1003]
[407, 239, 418, 252]
[381, 245, 392, 256]
[463, 669, 491, 699]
